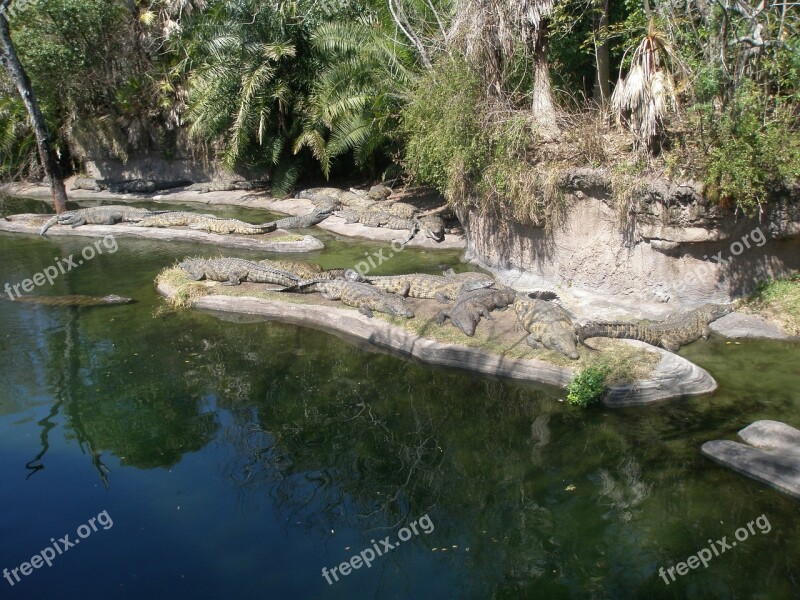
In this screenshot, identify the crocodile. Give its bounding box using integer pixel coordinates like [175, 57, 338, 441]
[187, 217, 276, 235]
[515, 295, 580, 359]
[436, 286, 518, 336]
[346, 270, 495, 302]
[298, 187, 374, 209]
[178, 257, 300, 286]
[442, 269, 495, 283]
[274, 208, 333, 230]
[578, 303, 734, 352]
[72, 177, 106, 191]
[185, 180, 269, 193]
[135, 211, 218, 228]
[386, 202, 417, 219]
[2, 294, 135, 307]
[417, 215, 446, 242]
[367, 184, 392, 200]
[281, 279, 414, 318]
[39, 205, 157, 235]
[257, 259, 345, 281]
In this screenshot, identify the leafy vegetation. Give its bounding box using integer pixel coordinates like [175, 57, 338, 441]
[566, 365, 612, 408]
[746, 274, 800, 335]
[0, 0, 797, 214]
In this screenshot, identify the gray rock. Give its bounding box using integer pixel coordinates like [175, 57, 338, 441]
[701, 439, 800, 500]
[739, 420, 800, 458]
[709, 312, 791, 340]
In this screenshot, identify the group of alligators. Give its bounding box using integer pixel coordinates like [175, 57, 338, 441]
[41, 184, 449, 244]
[175, 256, 734, 358]
[38, 205, 279, 236]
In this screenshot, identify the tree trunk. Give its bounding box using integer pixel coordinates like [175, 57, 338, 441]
[531, 20, 558, 136]
[593, 0, 611, 106]
[0, 3, 68, 213]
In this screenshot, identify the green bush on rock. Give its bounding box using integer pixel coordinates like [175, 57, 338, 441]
[567, 365, 611, 408]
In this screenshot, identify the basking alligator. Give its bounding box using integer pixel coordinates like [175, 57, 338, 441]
[135, 211, 218, 228]
[436, 286, 518, 336]
[178, 257, 300, 286]
[187, 217, 276, 235]
[40, 206, 158, 235]
[1, 294, 134, 307]
[515, 295, 580, 359]
[417, 215, 446, 242]
[346, 270, 494, 303]
[258, 259, 345, 281]
[281, 279, 414, 318]
[274, 208, 333, 230]
[579, 303, 734, 352]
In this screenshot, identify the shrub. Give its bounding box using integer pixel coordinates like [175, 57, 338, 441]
[566, 365, 611, 408]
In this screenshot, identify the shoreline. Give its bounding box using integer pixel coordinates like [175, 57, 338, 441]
[4, 180, 466, 250]
[155, 279, 719, 407]
[0, 213, 324, 252]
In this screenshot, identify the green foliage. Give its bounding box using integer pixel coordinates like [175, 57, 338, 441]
[566, 365, 611, 408]
[699, 85, 800, 215]
[296, 15, 415, 177]
[403, 56, 564, 226]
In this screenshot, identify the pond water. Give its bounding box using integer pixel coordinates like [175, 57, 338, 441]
[0, 198, 798, 599]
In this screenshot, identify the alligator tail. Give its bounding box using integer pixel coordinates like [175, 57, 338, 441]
[39, 215, 59, 236]
[578, 321, 631, 342]
[279, 279, 325, 294]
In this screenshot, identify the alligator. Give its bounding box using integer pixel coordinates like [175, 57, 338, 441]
[417, 215, 446, 242]
[185, 180, 269, 193]
[281, 279, 414, 318]
[298, 187, 374, 209]
[186, 217, 277, 235]
[442, 269, 495, 283]
[274, 207, 333, 230]
[39, 205, 157, 235]
[258, 259, 345, 281]
[1, 294, 135, 307]
[436, 286, 518, 336]
[72, 177, 105, 191]
[346, 270, 495, 303]
[386, 202, 417, 219]
[514, 296, 580, 359]
[367, 184, 392, 200]
[578, 303, 734, 352]
[178, 257, 300, 286]
[135, 211, 218, 228]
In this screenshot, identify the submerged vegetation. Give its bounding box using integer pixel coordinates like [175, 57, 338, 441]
[0, 0, 798, 214]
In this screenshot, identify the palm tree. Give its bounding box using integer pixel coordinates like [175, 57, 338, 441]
[180, 0, 307, 193]
[294, 15, 416, 177]
[610, 21, 683, 152]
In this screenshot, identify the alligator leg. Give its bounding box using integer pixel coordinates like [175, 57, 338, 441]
[525, 335, 544, 349]
[223, 275, 243, 286]
[434, 310, 450, 325]
[69, 217, 87, 228]
[399, 282, 411, 297]
[358, 305, 374, 318]
[183, 270, 204, 281]
[661, 337, 680, 352]
[434, 292, 450, 304]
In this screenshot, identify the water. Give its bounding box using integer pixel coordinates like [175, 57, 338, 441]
[0, 200, 798, 599]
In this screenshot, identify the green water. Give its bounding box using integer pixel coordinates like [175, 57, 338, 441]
[0, 199, 799, 599]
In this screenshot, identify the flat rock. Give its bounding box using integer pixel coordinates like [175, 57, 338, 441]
[0, 214, 324, 253]
[156, 282, 717, 405]
[701, 439, 800, 500]
[709, 311, 791, 340]
[738, 420, 800, 458]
